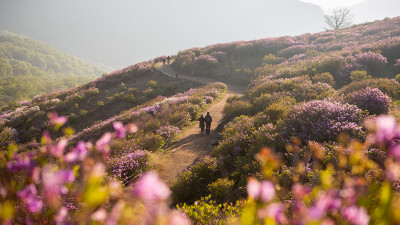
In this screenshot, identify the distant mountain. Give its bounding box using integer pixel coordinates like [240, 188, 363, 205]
[0, 32, 104, 106]
[352, 0, 400, 23]
[0, 0, 325, 68]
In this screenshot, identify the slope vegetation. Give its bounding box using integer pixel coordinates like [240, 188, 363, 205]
[0, 33, 104, 105]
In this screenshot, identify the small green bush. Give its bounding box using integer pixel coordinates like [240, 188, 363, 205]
[79, 109, 88, 116]
[136, 133, 165, 152]
[147, 80, 158, 89]
[178, 195, 240, 225]
[208, 178, 235, 203]
[172, 156, 220, 204]
[350, 70, 372, 82]
[97, 101, 104, 107]
[312, 72, 335, 86]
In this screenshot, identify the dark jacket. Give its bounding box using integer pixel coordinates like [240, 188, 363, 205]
[205, 115, 212, 124]
[198, 117, 205, 127]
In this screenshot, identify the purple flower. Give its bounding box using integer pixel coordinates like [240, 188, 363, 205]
[395, 59, 400, 67]
[42, 166, 75, 202]
[247, 178, 261, 199]
[346, 87, 391, 115]
[113, 122, 126, 139]
[96, 133, 112, 156]
[17, 184, 43, 214]
[55, 207, 68, 225]
[91, 208, 107, 222]
[132, 171, 170, 202]
[50, 111, 67, 126]
[374, 115, 400, 146]
[260, 181, 275, 202]
[6, 155, 35, 172]
[247, 178, 275, 202]
[64, 141, 88, 163]
[292, 183, 310, 199]
[342, 206, 370, 225]
[51, 139, 67, 158]
[258, 203, 287, 224]
[309, 191, 341, 219]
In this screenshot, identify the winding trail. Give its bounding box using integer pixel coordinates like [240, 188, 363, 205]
[154, 65, 244, 186]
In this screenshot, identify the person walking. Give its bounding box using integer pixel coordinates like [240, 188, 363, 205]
[162, 58, 166, 65]
[198, 114, 205, 134]
[205, 112, 212, 135]
[167, 56, 171, 64]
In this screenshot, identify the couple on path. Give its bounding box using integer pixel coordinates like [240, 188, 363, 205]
[162, 56, 171, 65]
[198, 112, 212, 135]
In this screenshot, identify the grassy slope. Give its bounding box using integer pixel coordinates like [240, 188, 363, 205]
[0, 34, 104, 106]
[1, 66, 201, 143]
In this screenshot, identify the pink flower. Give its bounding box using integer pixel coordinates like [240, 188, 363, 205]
[51, 139, 67, 158]
[342, 206, 370, 225]
[247, 178, 275, 202]
[113, 122, 126, 139]
[17, 184, 43, 214]
[374, 115, 399, 145]
[258, 203, 286, 224]
[260, 181, 275, 202]
[91, 208, 107, 222]
[42, 166, 75, 202]
[292, 183, 310, 199]
[132, 171, 170, 202]
[50, 111, 67, 126]
[65, 141, 88, 163]
[96, 133, 112, 156]
[55, 207, 68, 225]
[247, 178, 261, 199]
[168, 212, 191, 225]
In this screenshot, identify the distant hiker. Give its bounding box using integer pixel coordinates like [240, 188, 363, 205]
[163, 58, 166, 65]
[176, 73, 178, 78]
[205, 112, 212, 135]
[198, 114, 205, 134]
[167, 56, 171, 64]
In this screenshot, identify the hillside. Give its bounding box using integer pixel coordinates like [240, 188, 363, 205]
[2, 17, 400, 224]
[0, 33, 104, 106]
[0, 61, 202, 144]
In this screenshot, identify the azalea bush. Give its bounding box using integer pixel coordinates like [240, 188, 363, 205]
[344, 87, 392, 115]
[355, 51, 388, 75]
[279, 100, 366, 144]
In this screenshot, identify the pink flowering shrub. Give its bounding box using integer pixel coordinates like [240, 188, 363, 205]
[345, 87, 392, 115]
[108, 150, 150, 184]
[277, 45, 314, 59]
[355, 51, 388, 75]
[395, 59, 400, 67]
[280, 100, 365, 144]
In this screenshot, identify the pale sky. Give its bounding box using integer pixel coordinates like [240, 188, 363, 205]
[299, 0, 367, 10]
[0, 0, 398, 68]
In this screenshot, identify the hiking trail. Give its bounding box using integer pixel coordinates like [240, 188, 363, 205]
[154, 65, 244, 186]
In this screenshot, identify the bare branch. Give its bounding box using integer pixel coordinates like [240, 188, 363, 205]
[325, 8, 354, 30]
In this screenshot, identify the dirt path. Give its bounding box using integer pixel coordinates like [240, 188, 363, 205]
[154, 65, 243, 186]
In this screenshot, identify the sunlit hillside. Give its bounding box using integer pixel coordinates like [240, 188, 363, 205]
[0, 32, 104, 106]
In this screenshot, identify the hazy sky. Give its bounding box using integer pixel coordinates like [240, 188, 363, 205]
[0, 0, 398, 69]
[299, 0, 367, 10]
